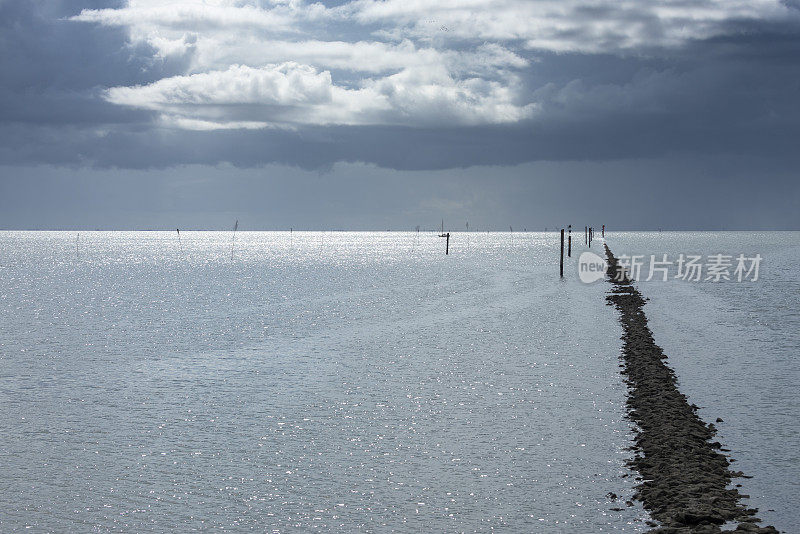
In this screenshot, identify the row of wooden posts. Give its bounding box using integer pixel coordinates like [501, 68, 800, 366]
[560, 224, 605, 277]
[434, 223, 607, 279]
[177, 223, 602, 270]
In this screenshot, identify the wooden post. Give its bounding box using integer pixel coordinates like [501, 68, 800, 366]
[602, 224, 605, 237]
[439, 230, 450, 254]
[585, 226, 588, 245]
[589, 227, 592, 248]
[568, 225, 572, 257]
[560, 228, 564, 278]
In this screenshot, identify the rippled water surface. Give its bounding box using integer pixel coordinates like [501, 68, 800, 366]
[0, 231, 645, 532]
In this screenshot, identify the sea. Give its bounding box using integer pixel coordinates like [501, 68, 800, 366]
[0, 231, 797, 532]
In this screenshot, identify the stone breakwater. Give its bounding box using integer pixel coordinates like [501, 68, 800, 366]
[604, 244, 778, 534]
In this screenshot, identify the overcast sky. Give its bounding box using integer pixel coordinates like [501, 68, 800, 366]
[1, 0, 799, 230]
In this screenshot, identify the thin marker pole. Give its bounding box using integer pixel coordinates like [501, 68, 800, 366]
[439, 224, 449, 255]
[231, 219, 238, 260]
[560, 228, 564, 278]
[568, 225, 572, 257]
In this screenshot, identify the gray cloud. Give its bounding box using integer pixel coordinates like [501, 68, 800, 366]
[0, 0, 191, 137]
[0, 2, 797, 170]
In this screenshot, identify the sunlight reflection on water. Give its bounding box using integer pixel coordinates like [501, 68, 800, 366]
[0, 231, 645, 531]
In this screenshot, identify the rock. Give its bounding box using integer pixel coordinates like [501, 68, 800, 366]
[673, 510, 724, 525]
[735, 523, 762, 532]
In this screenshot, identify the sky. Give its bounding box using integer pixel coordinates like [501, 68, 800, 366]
[1, 0, 799, 230]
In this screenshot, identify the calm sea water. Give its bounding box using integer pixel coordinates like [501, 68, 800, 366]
[0, 231, 796, 532]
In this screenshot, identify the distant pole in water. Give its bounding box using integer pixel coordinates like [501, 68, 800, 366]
[602, 224, 605, 238]
[560, 228, 564, 278]
[438, 223, 450, 255]
[568, 225, 572, 257]
[231, 219, 238, 260]
[585, 226, 588, 245]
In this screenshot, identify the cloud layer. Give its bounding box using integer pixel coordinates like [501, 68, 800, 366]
[1, 0, 799, 172]
[69, 0, 796, 130]
[105, 62, 536, 129]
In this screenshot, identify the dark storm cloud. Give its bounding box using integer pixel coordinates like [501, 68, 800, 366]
[0, 0, 798, 182]
[0, 0, 187, 128]
[0, 9, 798, 171]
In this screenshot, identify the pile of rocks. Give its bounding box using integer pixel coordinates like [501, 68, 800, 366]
[604, 244, 778, 534]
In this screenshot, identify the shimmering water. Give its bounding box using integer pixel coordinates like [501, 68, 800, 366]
[0, 231, 643, 532]
[607, 231, 800, 532]
[1, 231, 797, 532]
